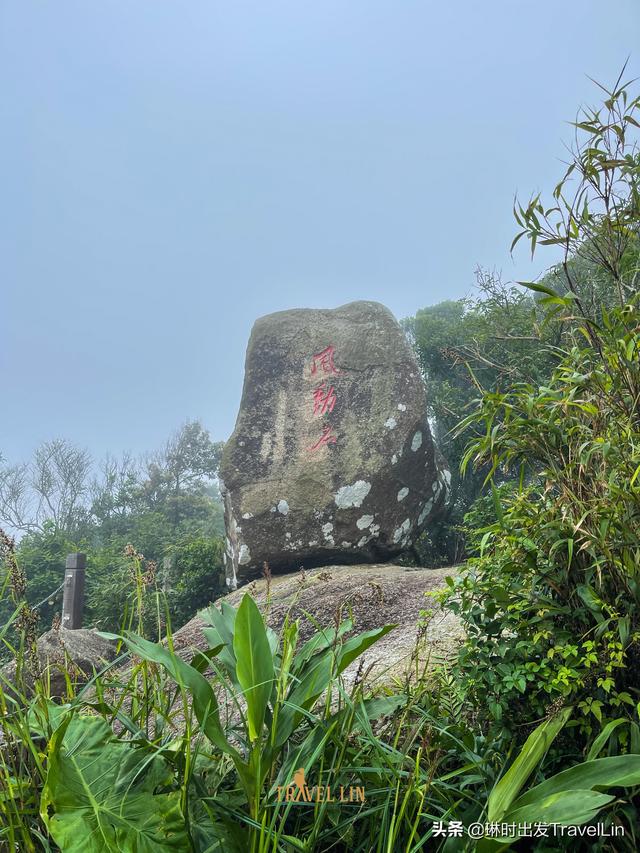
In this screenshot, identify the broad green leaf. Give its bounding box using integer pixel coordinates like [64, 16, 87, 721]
[337, 624, 397, 672]
[233, 594, 274, 742]
[41, 715, 188, 852]
[512, 754, 640, 810]
[202, 602, 239, 678]
[276, 652, 334, 746]
[27, 700, 72, 738]
[487, 708, 571, 822]
[517, 280, 563, 298]
[294, 618, 353, 671]
[507, 789, 614, 825]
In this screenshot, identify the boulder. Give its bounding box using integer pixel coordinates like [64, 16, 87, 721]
[220, 301, 449, 586]
[173, 564, 463, 686]
[1, 627, 117, 698]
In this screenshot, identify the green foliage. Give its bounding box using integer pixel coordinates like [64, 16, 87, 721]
[232, 594, 275, 742]
[406, 271, 561, 564]
[460, 482, 517, 557]
[109, 594, 399, 849]
[166, 538, 225, 628]
[3, 565, 640, 851]
[0, 421, 226, 635]
[41, 715, 188, 852]
[478, 709, 640, 851]
[441, 303, 640, 738]
[441, 71, 640, 749]
[512, 64, 640, 298]
[0, 525, 75, 634]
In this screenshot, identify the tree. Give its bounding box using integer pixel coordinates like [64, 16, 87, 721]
[165, 537, 225, 627]
[0, 439, 92, 536]
[139, 421, 223, 527]
[405, 269, 559, 563]
[89, 453, 140, 526]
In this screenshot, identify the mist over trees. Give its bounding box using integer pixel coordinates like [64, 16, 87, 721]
[0, 420, 225, 633]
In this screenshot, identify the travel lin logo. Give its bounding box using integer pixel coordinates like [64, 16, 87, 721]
[277, 767, 366, 804]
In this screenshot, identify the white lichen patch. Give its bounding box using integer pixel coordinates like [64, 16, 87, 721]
[334, 481, 371, 509]
[397, 403, 407, 411]
[242, 512, 253, 520]
[391, 454, 398, 464]
[341, 540, 352, 547]
[418, 498, 434, 526]
[384, 417, 397, 430]
[308, 540, 319, 547]
[356, 514, 375, 530]
[277, 499, 290, 515]
[270, 506, 277, 513]
[285, 532, 291, 539]
[238, 544, 251, 565]
[358, 535, 371, 548]
[393, 518, 411, 543]
[411, 431, 423, 452]
[443, 469, 452, 486]
[370, 523, 380, 537]
[397, 487, 409, 502]
[321, 523, 335, 546]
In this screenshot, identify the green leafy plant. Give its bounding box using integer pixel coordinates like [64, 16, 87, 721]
[103, 594, 396, 850]
[41, 714, 188, 852]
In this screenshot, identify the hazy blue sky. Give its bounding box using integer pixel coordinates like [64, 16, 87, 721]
[2, 1, 639, 464]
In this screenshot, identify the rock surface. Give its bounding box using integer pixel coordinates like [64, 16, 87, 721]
[173, 564, 463, 687]
[220, 301, 450, 587]
[1, 627, 116, 698]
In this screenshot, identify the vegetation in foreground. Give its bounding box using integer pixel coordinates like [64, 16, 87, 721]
[2, 70, 640, 851]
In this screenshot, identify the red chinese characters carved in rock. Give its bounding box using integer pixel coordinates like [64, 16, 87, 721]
[310, 424, 338, 451]
[312, 382, 337, 416]
[310, 345, 340, 376]
[309, 345, 340, 451]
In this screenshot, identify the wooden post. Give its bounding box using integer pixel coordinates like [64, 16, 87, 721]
[62, 553, 86, 629]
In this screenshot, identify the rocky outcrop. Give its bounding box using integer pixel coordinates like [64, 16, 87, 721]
[1, 627, 116, 698]
[173, 564, 462, 686]
[220, 301, 450, 587]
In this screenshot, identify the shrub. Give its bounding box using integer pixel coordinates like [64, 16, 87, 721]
[440, 300, 640, 745]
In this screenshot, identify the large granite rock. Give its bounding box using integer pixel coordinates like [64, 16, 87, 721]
[220, 301, 450, 587]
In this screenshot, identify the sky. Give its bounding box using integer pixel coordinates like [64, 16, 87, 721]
[2, 1, 639, 465]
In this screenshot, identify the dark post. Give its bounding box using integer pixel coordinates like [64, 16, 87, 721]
[62, 553, 86, 629]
